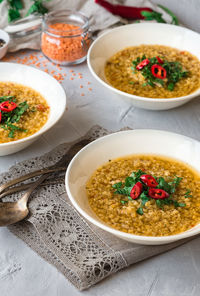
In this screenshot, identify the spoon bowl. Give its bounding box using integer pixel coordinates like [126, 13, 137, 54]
[0, 200, 28, 226]
[0, 174, 47, 227]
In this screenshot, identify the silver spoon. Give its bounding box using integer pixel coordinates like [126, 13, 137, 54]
[0, 174, 47, 226]
[0, 138, 92, 226]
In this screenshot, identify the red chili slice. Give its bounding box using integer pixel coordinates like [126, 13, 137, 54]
[148, 188, 169, 199]
[136, 58, 150, 70]
[130, 182, 143, 199]
[140, 174, 158, 188]
[151, 64, 167, 79]
[156, 56, 164, 64]
[0, 101, 17, 112]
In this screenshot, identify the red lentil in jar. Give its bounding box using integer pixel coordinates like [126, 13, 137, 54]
[41, 10, 91, 65]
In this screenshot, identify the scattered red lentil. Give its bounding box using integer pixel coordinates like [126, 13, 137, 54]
[70, 77, 74, 80]
[80, 85, 83, 88]
[81, 93, 85, 96]
[88, 88, 92, 91]
[2, 51, 67, 84]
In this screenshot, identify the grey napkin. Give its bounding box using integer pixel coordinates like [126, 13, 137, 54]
[0, 126, 194, 291]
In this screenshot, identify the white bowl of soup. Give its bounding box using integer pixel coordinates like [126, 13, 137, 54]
[0, 62, 66, 155]
[87, 23, 200, 110]
[66, 129, 200, 245]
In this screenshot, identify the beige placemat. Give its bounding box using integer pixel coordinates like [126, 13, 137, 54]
[0, 126, 194, 291]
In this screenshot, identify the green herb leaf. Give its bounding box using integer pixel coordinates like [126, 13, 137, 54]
[120, 200, 128, 205]
[125, 176, 135, 187]
[130, 170, 145, 182]
[112, 182, 122, 189]
[8, 0, 23, 10]
[168, 176, 182, 193]
[184, 189, 192, 198]
[136, 207, 143, 215]
[157, 177, 171, 192]
[140, 192, 150, 206]
[26, 0, 48, 16]
[156, 199, 163, 209]
[114, 187, 132, 196]
[168, 82, 175, 91]
[141, 10, 166, 23]
[8, 8, 20, 22]
[158, 4, 179, 25]
[173, 201, 186, 207]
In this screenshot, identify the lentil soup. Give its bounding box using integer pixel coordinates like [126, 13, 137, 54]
[0, 82, 49, 143]
[105, 45, 200, 98]
[86, 155, 200, 237]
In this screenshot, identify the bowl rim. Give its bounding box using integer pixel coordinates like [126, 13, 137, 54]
[0, 29, 10, 50]
[65, 129, 200, 243]
[0, 62, 67, 147]
[87, 23, 200, 103]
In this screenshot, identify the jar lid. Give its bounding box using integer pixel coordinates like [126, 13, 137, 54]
[4, 14, 43, 38]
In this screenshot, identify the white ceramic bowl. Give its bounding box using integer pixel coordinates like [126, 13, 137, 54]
[0, 62, 66, 156]
[87, 23, 200, 110]
[0, 29, 9, 59]
[66, 129, 200, 245]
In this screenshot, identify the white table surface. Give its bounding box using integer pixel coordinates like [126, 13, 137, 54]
[1, 45, 200, 296]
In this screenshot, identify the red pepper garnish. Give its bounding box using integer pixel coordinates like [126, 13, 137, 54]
[156, 56, 164, 64]
[148, 188, 169, 199]
[0, 101, 17, 112]
[95, 0, 153, 19]
[140, 174, 158, 188]
[130, 182, 143, 199]
[136, 59, 150, 70]
[151, 64, 167, 79]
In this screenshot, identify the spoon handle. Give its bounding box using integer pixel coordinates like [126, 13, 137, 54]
[18, 173, 50, 206]
[0, 166, 65, 195]
[0, 176, 64, 199]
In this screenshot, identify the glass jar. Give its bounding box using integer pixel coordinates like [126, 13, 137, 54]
[4, 14, 43, 52]
[41, 10, 91, 65]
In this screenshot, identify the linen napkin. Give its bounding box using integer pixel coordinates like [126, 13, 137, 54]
[0, 0, 177, 52]
[0, 126, 194, 291]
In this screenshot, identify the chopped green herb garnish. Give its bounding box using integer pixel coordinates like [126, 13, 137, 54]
[136, 207, 143, 215]
[0, 95, 30, 138]
[0, 0, 51, 23]
[112, 170, 189, 215]
[184, 189, 192, 198]
[141, 10, 166, 23]
[120, 200, 128, 205]
[131, 55, 189, 91]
